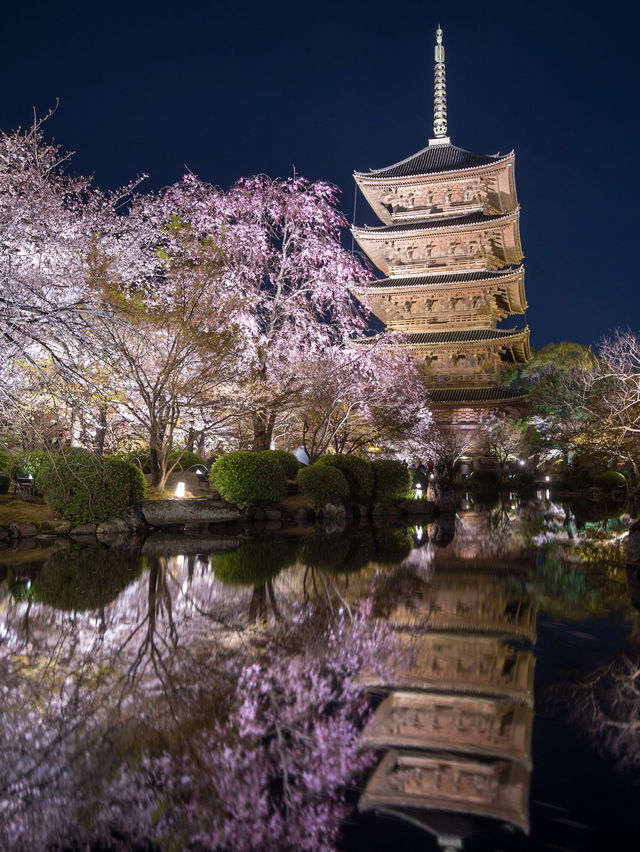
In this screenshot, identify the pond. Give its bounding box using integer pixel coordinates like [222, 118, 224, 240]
[0, 492, 638, 851]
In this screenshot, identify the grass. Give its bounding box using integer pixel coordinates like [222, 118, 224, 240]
[0, 494, 57, 527]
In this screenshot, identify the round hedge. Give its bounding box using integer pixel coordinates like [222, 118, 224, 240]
[105, 455, 148, 503]
[212, 536, 298, 586]
[260, 449, 302, 479]
[296, 463, 349, 507]
[372, 459, 412, 501]
[37, 449, 137, 524]
[30, 544, 143, 611]
[209, 451, 287, 507]
[169, 449, 206, 471]
[593, 471, 627, 492]
[469, 469, 501, 493]
[0, 450, 11, 475]
[316, 454, 374, 501]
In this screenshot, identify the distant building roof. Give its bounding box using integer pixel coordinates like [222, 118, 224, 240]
[354, 210, 515, 236]
[404, 328, 525, 345]
[355, 143, 511, 180]
[429, 386, 527, 404]
[352, 269, 521, 291]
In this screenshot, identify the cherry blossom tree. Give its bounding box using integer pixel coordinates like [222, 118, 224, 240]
[211, 176, 371, 450]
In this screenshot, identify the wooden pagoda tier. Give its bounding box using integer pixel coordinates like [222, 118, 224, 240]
[352, 210, 523, 278]
[354, 146, 518, 225]
[350, 268, 526, 332]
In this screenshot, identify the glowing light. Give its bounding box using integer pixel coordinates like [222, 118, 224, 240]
[519, 460, 525, 466]
[175, 481, 185, 498]
[415, 526, 423, 541]
[415, 484, 423, 499]
[545, 489, 551, 499]
[545, 475, 550, 482]
[429, 473, 435, 480]
[368, 445, 382, 453]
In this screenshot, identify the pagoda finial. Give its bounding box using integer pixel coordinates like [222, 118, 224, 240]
[431, 25, 450, 145]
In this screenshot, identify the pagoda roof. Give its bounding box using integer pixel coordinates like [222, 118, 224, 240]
[355, 143, 512, 180]
[429, 386, 528, 405]
[352, 268, 522, 292]
[354, 210, 515, 237]
[403, 327, 526, 345]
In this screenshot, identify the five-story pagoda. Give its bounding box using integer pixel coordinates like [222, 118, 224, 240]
[351, 27, 529, 419]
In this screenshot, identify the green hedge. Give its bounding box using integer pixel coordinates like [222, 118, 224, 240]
[209, 451, 287, 507]
[212, 536, 298, 586]
[512, 471, 535, 492]
[316, 454, 374, 501]
[593, 471, 627, 492]
[29, 544, 143, 611]
[0, 451, 11, 475]
[296, 464, 349, 507]
[260, 449, 302, 479]
[37, 449, 141, 524]
[372, 459, 412, 501]
[105, 455, 148, 502]
[469, 469, 501, 493]
[169, 449, 206, 471]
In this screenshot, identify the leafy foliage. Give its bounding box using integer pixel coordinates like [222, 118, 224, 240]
[0, 450, 10, 474]
[372, 459, 411, 501]
[296, 463, 349, 507]
[105, 455, 148, 503]
[168, 449, 206, 472]
[37, 449, 139, 524]
[212, 536, 299, 586]
[30, 544, 143, 611]
[469, 469, 501, 493]
[209, 451, 287, 507]
[260, 449, 302, 479]
[316, 454, 374, 501]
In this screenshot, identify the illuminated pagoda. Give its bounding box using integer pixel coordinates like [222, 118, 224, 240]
[351, 26, 530, 422]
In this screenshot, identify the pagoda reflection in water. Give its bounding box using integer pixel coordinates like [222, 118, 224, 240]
[359, 512, 536, 843]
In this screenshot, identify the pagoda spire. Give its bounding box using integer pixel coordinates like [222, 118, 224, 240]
[431, 25, 450, 145]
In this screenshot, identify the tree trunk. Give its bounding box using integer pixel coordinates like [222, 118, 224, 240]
[252, 410, 275, 451]
[149, 442, 163, 487]
[95, 405, 108, 456]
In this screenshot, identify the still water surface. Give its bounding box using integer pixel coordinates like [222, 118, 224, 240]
[0, 494, 638, 850]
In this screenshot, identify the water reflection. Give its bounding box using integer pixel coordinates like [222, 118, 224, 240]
[0, 498, 639, 850]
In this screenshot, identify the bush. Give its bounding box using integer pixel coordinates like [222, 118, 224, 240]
[37, 449, 139, 524]
[29, 544, 143, 611]
[260, 449, 302, 479]
[105, 455, 148, 503]
[316, 455, 374, 501]
[169, 449, 206, 471]
[296, 464, 349, 507]
[469, 469, 500, 493]
[512, 471, 535, 492]
[372, 459, 412, 501]
[0, 451, 11, 475]
[212, 536, 298, 586]
[209, 451, 287, 507]
[593, 471, 627, 492]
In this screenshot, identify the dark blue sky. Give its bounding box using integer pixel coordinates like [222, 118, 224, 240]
[1, 0, 637, 350]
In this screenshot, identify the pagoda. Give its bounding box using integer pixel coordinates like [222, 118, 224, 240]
[351, 27, 529, 422]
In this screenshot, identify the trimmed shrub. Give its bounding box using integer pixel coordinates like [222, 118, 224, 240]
[469, 469, 500, 493]
[512, 471, 535, 492]
[37, 449, 134, 524]
[169, 449, 206, 471]
[29, 544, 143, 611]
[212, 536, 298, 586]
[296, 464, 349, 507]
[316, 454, 374, 501]
[372, 459, 412, 501]
[209, 451, 287, 507]
[0, 451, 11, 475]
[105, 455, 148, 503]
[260, 449, 302, 479]
[375, 527, 413, 565]
[593, 471, 627, 493]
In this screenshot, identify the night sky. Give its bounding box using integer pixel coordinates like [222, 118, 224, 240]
[1, 0, 637, 350]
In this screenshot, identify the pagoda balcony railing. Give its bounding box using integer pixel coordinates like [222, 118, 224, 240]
[388, 255, 503, 276]
[387, 313, 499, 331]
[389, 200, 485, 224]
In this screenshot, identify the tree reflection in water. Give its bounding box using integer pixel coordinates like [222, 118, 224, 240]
[0, 540, 399, 851]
